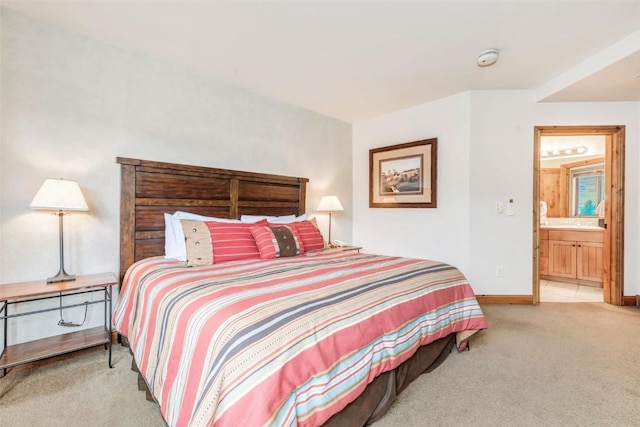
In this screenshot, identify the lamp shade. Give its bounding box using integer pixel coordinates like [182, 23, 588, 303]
[30, 178, 89, 211]
[317, 195, 343, 212]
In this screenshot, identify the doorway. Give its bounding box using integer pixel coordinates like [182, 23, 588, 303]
[533, 126, 625, 305]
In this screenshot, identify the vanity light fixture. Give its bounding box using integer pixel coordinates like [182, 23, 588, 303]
[541, 145, 588, 159]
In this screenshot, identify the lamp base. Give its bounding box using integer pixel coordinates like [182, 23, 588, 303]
[47, 272, 76, 284]
[47, 211, 77, 284]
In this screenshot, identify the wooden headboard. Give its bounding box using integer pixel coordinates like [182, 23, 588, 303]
[118, 157, 309, 281]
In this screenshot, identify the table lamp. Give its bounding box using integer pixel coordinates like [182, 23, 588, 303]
[317, 195, 343, 246]
[30, 178, 89, 283]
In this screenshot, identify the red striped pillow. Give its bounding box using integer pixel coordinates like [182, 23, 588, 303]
[206, 220, 268, 263]
[250, 225, 305, 260]
[292, 220, 325, 252]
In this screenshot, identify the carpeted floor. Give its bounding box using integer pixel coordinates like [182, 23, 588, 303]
[1, 303, 639, 426]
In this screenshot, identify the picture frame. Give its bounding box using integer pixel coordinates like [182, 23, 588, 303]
[369, 138, 437, 208]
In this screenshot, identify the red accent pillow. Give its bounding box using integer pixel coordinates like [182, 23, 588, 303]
[250, 225, 305, 260]
[292, 220, 325, 252]
[206, 220, 268, 263]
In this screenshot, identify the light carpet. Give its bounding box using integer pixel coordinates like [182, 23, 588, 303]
[1, 303, 639, 426]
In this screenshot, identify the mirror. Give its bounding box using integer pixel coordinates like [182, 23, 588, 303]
[540, 136, 606, 218]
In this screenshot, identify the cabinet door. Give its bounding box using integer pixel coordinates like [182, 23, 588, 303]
[577, 242, 603, 283]
[540, 257, 549, 276]
[548, 240, 577, 278]
[540, 168, 563, 217]
[540, 239, 549, 275]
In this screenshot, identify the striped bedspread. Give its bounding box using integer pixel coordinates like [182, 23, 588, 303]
[113, 251, 487, 427]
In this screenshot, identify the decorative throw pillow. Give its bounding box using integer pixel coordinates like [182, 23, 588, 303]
[207, 220, 267, 263]
[308, 216, 329, 248]
[180, 219, 267, 266]
[292, 220, 325, 252]
[180, 219, 215, 267]
[168, 211, 242, 261]
[250, 224, 305, 260]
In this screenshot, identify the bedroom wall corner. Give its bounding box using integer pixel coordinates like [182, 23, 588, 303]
[0, 8, 352, 344]
[353, 89, 639, 300]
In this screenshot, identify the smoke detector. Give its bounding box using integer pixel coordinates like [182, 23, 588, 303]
[477, 49, 499, 67]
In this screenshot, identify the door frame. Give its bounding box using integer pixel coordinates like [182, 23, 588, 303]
[533, 125, 625, 305]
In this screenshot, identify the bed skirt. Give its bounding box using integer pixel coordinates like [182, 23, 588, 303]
[122, 333, 455, 426]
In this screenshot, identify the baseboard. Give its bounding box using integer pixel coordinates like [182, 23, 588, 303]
[476, 295, 534, 305]
[478, 295, 638, 306]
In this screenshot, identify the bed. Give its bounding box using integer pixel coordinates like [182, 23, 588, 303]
[113, 157, 487, 427]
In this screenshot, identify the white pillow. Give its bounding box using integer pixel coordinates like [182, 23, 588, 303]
[240, 214, 306, 224]
[164, 213, 179, 259]
[165, 211, 242, 261]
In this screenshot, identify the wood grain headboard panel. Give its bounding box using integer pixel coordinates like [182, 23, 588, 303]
[118, 157, 308, 281]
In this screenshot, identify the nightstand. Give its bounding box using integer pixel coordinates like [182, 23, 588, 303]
[334, 245, 362, 253]
[0, 273, 117, 376]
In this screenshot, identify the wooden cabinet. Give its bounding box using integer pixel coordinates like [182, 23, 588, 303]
[540, 168, 564, 217]
[576, 242, 604, 282]
[541, 229, 603, 286]
[548, 240, 578, 278]
[540, 229, 549, 275]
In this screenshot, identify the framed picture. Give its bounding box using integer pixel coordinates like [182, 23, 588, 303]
[369, 138, 437, 208]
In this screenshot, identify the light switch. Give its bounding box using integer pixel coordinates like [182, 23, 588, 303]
[496, 201, 505, 213]
[507, 198, 514, 216]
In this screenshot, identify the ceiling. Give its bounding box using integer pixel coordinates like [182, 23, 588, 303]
[2, 1, 640, 123]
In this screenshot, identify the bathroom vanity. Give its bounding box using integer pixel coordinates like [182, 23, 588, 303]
[540, 226, 603, 286]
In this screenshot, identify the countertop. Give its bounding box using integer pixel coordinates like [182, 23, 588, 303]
[540, 225, 603, 231]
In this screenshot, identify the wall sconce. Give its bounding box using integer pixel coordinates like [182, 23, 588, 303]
[316, 195, 343, 246]
[541, 145, 588, 159]
[30, 178, 89, 283]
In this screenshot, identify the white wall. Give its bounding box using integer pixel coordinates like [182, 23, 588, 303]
[354, 90, 639, 297]
[352, 93, 472, 271]
[467, 91, 537, 294]
[0, 9, 352, 344]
